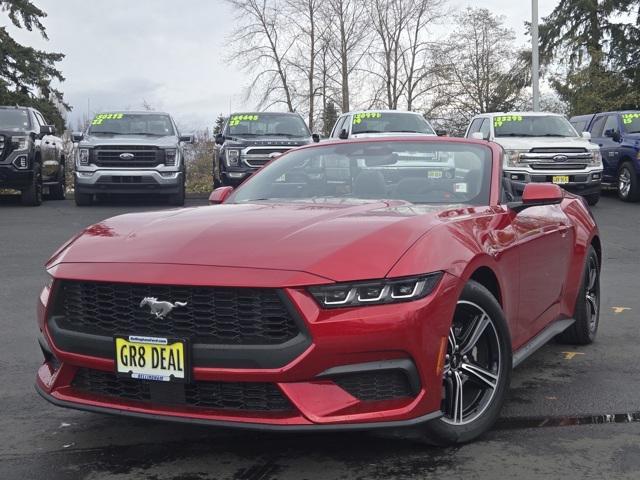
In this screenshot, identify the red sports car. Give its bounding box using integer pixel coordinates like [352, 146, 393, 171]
[36, 137, 601, 444]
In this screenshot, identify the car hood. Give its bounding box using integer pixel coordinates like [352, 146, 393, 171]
[51, 201, 449, 282]
[494, 136, 599, 151]
[80, 135, 178, 148]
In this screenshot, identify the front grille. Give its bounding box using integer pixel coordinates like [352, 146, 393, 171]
[332, 370, 413, 402]
[94, 146, 161, 168]
[529, 148, 588, 153]
[0, 135, 5, 160]
[72, 368, 293, 412]
[57, 281, 300, 345]
[96, 176, 158, 184]
[529, 163, 587, 170]
[244, 148, 292, 168]
[245, 148, 290, 156]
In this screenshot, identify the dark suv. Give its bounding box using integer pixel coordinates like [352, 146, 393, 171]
[214, 112, 318, 188]
[0, 106, 66, 206]
[571, 111, 640, 201]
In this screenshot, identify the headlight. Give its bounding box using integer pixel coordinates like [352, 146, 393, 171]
[225, 149, 240, 167]
[309, 273, 443, 308]
[78, 148, 90, 166]
[504, 150, 525, 168]
[165, 148, 177, 167]
[11, 136, 28, 150]
[590, 150, 602, 166]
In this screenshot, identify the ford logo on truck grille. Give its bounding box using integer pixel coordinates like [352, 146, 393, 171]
[553, 155, 569, 162]
[119, 153, 135, 160]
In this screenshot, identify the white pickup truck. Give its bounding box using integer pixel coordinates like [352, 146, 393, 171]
[464, 112, 603, 205]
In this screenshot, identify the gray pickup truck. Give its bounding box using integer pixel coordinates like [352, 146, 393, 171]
[0, 105, 66, 206]
[73, 111, 192, 206]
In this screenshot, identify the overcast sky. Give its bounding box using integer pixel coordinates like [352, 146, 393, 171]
[5, 0, 559, 131]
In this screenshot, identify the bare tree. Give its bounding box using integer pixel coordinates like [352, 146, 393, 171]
[225, 0, 296, 111]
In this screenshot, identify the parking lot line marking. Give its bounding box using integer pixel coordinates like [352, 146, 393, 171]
[612, 307, 631, 314]
[562, 352, 585, 360]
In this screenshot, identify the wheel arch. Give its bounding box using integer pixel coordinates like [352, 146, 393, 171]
[590, 234, 602, 267]
[468, 266, 503, 307]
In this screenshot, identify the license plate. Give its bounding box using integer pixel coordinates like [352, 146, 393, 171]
[428, 170, 443, 179]
[114, 335, 188, 382]
[552, 175, 570, 184]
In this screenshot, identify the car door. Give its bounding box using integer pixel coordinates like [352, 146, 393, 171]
[511, 203, 574, 336]
[590, 114, 620, 182]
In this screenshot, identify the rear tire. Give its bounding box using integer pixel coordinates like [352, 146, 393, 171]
[618, 162, 640, 202]
[48, 165, 66, 200]
[557, 246, 600, 345]
[21, 164, 43, 206]
[419, 280, 512, 446]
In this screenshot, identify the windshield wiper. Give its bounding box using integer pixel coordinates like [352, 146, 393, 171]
[539, 134, 570, 137]
[388, 130, 421, 133]
[90, 131, 121, 135]
[354, 130, 384, 134]
[129, 132, 164, 136]
[496, 133, 537, 137]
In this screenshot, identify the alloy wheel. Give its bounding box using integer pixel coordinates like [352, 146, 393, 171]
[619, 167, 631, 198]
[441, 300, 502, 426]
[585, 255, 599, 333]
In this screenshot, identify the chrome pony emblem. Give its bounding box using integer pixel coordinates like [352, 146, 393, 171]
[139, 297, 187, 319]
[119, 153, 135, 160]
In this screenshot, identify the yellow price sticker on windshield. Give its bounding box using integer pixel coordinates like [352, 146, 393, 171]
[494, 115, 523, 128]
[230, 115, 259, 127]
[92, 113, 124, 125]
[622, 113, 640, 125]
[353, 112, 382, 125]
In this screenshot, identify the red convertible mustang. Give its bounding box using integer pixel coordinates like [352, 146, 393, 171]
[36, 137, 601, 444]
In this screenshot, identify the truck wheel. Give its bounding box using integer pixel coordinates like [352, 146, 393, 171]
[21, 165, 43, 206]
[168, 182, 185, 206]
[585, 193, 600, 206]
[48, 165, 66, 200]
[618, 162, 640, 202]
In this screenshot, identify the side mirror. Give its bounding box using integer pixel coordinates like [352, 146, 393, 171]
[312, 133, 320, 143]
[179, 134, 194, 143]
[215, 134, 225, 145]
[436, 129, 448, 137]
[338, 129, 348, 140]
[509, 183, 563, 212]
[40, 125, 55, 136]
[581, 131, 591, 140]
[72, 131, 84, 142]
[209, 186, 234, 205]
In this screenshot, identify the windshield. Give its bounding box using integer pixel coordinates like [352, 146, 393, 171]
[229, 141, 492, 206]
[351, 112, 435, 135]
[0, 109, 31, 131]
[88, 113, 175, 136]
[622, 113, 640, 133]
[494, 115, 578, 138]
[227, 114, 310, 138]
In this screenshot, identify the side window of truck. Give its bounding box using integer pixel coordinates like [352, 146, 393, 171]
[603, 115, 620, 135]
[479, 119, 491, 140]
[331, 116, 345, 138]
[466, 118, 484, 138]
[590, 116, 607, 138]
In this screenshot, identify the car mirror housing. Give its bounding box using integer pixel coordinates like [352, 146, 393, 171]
[179, 134, 194, 143]
[312, 133, 320, 143]
[338, 129, 348, 140]
[509, 183, 563, 213]
[72, 132, 84, 142]
[40, 125, 55, 136]
[215, 134, 225, 145]
[581, 131, 592, 140]
[436, 129, 448, 137]
[209, 186, 234, 205]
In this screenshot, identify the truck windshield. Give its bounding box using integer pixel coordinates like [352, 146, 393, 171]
[0, 109, 31, 131]
[622, 113, 640, 133]
[227, 114, 310, 138]
[351, 112, 435, 135]
[88, 114, 175, 136]
[494, 115, 578, 138]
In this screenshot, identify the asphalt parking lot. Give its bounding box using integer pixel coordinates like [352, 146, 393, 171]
[1, 193, 640, 480]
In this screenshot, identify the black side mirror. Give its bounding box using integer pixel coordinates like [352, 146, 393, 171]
[215, 134, 225, 145]
[436, 129, 448, 137]
[179, 134, 194, 143]
[604, 129, 621, 142]
[338, 129, 348, 140]
[40, 125, 55, 136]
[312, 133, 320, 143]
[72, 131, 84, 142]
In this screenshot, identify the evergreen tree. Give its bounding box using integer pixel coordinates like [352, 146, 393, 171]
[322, 101, 337, 137]
[0, 0, 69, 130]
[213, 114, 227, 135]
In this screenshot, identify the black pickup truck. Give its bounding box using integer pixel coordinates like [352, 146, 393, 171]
[0, 106, 66, 206]
[214, 112, 318, 188]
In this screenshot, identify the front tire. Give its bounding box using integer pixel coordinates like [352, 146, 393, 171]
[21, 164, 43, 206]
[585, 193, 600, 206]
[420, 280, 512, 445]
[168, 181, 185, 206]
[557, 245, 600, 345]
[618, 162, 640, 202]
[48, 165, 66, 200]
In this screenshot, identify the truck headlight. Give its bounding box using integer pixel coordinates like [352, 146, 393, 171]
[225, 149, 240, 167]
[78, 148, 90, 166]
[165, 148, 177, 167]
[590, 150, 602, 166]
[504, 150, 525, 168]
[11, 136, 28, 150]
[308, 273, 443, 308]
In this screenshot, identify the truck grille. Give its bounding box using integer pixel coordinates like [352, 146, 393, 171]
[0, 135, 5, 160]
[94, 146, 161, 168]
[72, 368, 293, 412]
[529, 163, 587, 170]
[56, 281, 301, 345]
[244, 147, 292, 168]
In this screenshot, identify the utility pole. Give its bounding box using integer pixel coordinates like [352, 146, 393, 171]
[532, 0, 540, 111]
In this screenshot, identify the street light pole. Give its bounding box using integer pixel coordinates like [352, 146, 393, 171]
[532, 0, 540, 111]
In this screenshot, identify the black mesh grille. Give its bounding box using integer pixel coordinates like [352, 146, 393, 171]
[332, 370, 413, 402]
[94, 146, 161, 168]
[57, 281, 300, 345]
[72, 368, 293, 412]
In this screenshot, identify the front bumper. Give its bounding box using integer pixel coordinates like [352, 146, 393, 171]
[0, 149, 33, 189]
[505, 167, 602, 196]
[75, 170, 182, 195]
[36, 265, 458, 430]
